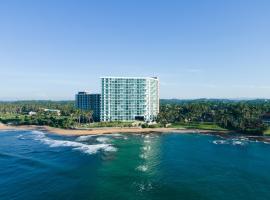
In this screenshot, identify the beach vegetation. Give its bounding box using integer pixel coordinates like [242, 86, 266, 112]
[0, 100, 270, 134]
[158, 99, 270, 135]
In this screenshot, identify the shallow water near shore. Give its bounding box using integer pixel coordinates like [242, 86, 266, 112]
[1, 130, 270, 200]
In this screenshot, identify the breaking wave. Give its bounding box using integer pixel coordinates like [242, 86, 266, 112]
[75, 135, 96, 142]
[75, 133, 123, 142]
[232, 140, 246, 146]
[32, 131, 116, 155]
[16, 134, 27, 140]
[213, 140, 229, 145]
[213, 138, 248, 146]
[96, 137, 111, 143]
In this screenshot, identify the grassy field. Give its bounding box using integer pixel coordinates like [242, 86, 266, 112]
[169, 122, 227, 131]
[0, 113, 25, 121]
[78, 121, 136, 128]
[264, 128, 270, 135]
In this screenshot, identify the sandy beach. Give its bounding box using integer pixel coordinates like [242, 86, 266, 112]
[0, 122, 227, 136]
[0, 123, 13, 130]
[1, 122, 270, 143]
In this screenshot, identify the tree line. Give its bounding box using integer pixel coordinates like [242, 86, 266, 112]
[1, 100, 270, 134]
[158, 99, 270, 134]
[0, 101, 93, 129]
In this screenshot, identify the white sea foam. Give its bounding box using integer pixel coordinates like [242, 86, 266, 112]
[213, 138, 247, 146]
[106, 133, 124, 138]
[16, 134, 24, 138]
[135, 182, 153, 192]
[239, 137, 249, 141]
[136, 165, 148, 172]
[76, 133, 122, 142]
[140, 154, 148, 159]
[75, 135, 96, 142]
[96, 137, 111, 143]
[142, 146, 151, 151]
[32, 131, 116, 155]
[213, 140, 228, 145]
[16, 134, 26, 140]
[232, 141, 246, 146]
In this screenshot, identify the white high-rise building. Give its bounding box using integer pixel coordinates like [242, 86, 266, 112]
[101, 77, 159, 122]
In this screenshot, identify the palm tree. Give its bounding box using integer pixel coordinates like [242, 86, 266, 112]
[86, 111, 93, 124]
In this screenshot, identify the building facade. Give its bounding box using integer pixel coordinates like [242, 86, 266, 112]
[75, 92, 101, 122]
[101, 77, 159, 122]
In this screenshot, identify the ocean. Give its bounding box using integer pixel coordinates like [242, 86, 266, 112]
[1, 130, 270, 200]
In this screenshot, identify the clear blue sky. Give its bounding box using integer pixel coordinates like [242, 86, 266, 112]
[1, 0, 270, 100]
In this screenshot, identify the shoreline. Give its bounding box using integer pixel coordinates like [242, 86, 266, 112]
[0, 122, 229, 136]
[1, 123, 270, 142]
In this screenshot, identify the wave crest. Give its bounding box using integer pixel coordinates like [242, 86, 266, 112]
[96, 137, 111, 143]
[213, 138, 247, 146]
[75, 135, 96, 142]
[32, 131, 116, 155]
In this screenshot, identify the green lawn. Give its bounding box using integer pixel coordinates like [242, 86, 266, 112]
[169, 122, 227, 131]
[78, 121, 136, 128]
[264, 128, 270, 135]
[0, 113, 25, 121]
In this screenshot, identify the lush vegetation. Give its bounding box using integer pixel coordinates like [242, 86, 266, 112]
[0, 101, 92, 129]
[158, 99, 270, 135]
[168, 122, 227, 131]
[1, 99, 270, 135]
[79, 121, 135, 128]
[264, 128, 270, 135]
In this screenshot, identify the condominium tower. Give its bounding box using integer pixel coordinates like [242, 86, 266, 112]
[101, 77, 159, 122]
[75, 92, 101, 122]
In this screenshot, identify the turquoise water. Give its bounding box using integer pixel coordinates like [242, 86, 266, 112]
[1, 130, 270, 200]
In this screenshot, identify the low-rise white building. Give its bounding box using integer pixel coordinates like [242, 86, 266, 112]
[43, 109, 61, 116]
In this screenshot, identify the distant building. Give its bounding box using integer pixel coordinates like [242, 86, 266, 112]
[75, 92, 101, 122]
[28, 111, 37, 116]
[101, 77, 159, 122]
[43, 109, 61, 116]
[75, 92, 91, 110]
